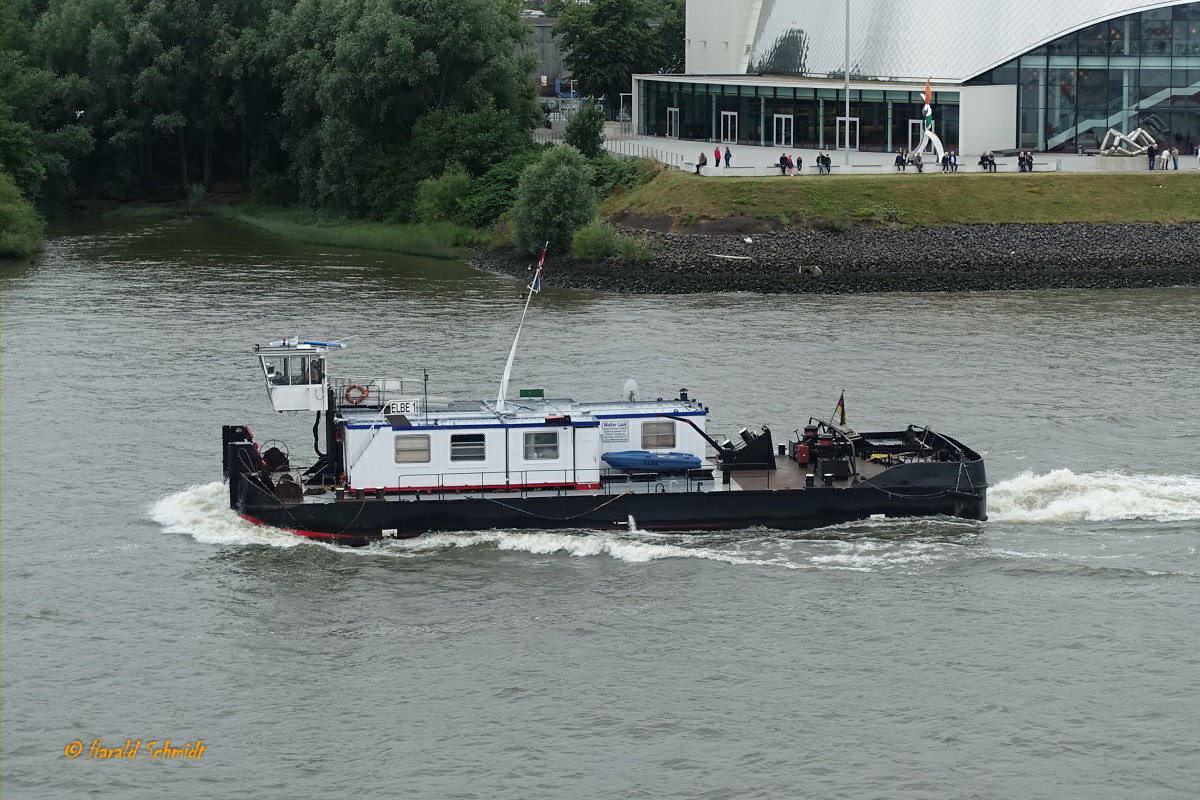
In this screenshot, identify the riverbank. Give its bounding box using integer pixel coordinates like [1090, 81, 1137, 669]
[471, 222, 1200, 294]
[602, 170, 1200, 233]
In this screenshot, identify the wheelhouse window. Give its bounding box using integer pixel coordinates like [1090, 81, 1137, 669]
[524, 431, 559, 460]
[260, 355, 323, 385]
[450, 433, 486, 461]
[641, 420, 675, 449]
[394, 434, 431, 463]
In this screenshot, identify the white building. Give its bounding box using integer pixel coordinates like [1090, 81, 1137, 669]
[634, 0, 1200, 154]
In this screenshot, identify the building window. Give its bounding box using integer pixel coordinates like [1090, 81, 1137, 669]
[450, 433, 486, 461]
[524, 431, 559, 460]
[394, 435, 431, 463]
[641, 421, 675, 449]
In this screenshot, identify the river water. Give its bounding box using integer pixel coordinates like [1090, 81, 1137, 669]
[3, 216, 1198, 799]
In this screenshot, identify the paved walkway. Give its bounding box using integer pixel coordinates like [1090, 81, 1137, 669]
[601, 133, 1200, 175]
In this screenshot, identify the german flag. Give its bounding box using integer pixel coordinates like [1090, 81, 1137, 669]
[833, 392, 847, 427]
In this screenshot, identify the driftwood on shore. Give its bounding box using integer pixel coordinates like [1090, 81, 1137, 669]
[470, 223, 1200, 294]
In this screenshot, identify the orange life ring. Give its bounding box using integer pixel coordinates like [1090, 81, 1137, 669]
[344, 384, 369, 405]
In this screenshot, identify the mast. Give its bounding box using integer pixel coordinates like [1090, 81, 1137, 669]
[495, 241, 548, 413]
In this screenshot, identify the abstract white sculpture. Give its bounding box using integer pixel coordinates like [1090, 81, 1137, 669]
[914, 79, 946, 163]
[1099, 127, 1156, 157]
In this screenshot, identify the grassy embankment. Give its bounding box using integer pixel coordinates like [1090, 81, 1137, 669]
[211, 206, 487, 258]
[602, 169, 1200, 230]
[103, 203, 486, 258]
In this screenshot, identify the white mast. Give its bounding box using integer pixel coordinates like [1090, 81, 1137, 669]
[495, 241, 548, 413]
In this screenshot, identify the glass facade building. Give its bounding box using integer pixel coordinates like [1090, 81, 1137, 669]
[637, 0, 1200, 154]
[968, 4, 1200, 152]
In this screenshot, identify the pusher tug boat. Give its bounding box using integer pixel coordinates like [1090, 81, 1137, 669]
[222, 256, 986, 547]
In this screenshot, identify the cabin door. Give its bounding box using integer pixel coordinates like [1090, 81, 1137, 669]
[773, 114, 793, 148]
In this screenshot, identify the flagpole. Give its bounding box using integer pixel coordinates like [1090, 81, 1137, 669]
[495, 241, 548, 413]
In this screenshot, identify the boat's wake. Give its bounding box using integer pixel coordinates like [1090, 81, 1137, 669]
[989, 469, 1200, 523]
[151, 470, 1200, 572]
[149, 482, 970, 571]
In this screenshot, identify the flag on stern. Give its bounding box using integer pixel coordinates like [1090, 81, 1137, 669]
[833, 392, 847, 426]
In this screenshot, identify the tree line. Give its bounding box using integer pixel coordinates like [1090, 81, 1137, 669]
[1, 0, 682, 233]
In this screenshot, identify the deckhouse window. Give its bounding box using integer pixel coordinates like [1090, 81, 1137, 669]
[394, 434, 431, 463]
[524, 431, 559, 460]
[641, 421, 675, 449]
[450, 433, 486, 461]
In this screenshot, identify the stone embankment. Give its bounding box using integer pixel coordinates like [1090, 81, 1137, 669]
[471, 223, 1200, 293]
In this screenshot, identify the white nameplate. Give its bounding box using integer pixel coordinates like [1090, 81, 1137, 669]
[387, 398, 424, 415]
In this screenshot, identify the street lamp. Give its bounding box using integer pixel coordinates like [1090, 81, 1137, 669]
[843, 0, 850, 165]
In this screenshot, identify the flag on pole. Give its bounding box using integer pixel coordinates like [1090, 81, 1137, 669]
[833, 392, 847, 426]
[529, 241, 548, 293]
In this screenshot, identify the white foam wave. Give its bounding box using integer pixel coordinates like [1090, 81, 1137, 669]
[149, 481, 305, 548]
[989, 469, 1200, 523]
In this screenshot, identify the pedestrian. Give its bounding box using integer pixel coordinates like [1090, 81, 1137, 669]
[778, 152, 788, 176]
[822, 152, 832, 174]
[949, 150, 958, 172]
[1171, 144, 1180, 170]
[1026, 152, 1035, 172]
[987, 151, 997, 172]
[794, 153, 803, 174]
[695, 152, 707, 175]
[894, 149, 905, 172]
[1018, 151, 1027, 172]
[913, 152, 923, 173]
[1147, 141, 1158, 170]
[724, 146, 732, 168]
[714, 147, 721, 170]
[1159, 144, 1171, 171]
[787, 154, 796, 176]
[941, 151, 950, 172]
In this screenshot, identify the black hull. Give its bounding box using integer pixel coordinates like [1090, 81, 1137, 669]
[234, 461, 987, 547]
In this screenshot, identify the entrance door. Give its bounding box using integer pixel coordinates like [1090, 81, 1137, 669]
[721, 111, 738, 143]
[836, 116, 860, 150]
[909, 119, 927, 153]
[773, 114, 794, 148]
[666, 107, 680, 139]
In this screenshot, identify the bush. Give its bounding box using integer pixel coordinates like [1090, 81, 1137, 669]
[571, 218, 619, 260]
[186, 183, 207, 215]
[0, 170, 45, 258]
[511, 145, 597, 253]
[564, 103, 606, 159]
[461, 151, 542, 227]
[571, 218, 652, 263]
[589, 156, 642, 197]
[414, 163, 472, 224]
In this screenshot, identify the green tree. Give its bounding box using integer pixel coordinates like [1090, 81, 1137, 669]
[414, 162, 471, 223]
[554, 0, 682, 104]
[564, 102, 605, 158]
[511, 144, 596, 254]
[0, 168, 45, 258]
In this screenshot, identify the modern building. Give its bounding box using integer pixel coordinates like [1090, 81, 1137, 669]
[633, 1, 1200, 154]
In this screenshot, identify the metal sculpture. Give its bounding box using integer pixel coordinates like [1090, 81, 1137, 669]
[914, 79, 946, 163]
[1099, 127, 1156, 157]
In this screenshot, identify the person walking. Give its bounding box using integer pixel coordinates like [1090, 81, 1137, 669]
[724, 146, 732, 168]
[1171, 144, 1180, 170]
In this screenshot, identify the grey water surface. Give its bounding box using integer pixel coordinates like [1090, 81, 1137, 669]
[2, 216, 1198, 799]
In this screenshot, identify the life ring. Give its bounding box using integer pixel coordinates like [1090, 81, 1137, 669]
[344, 384, 369, 405]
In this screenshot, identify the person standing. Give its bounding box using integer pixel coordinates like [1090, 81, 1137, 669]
[1171, 144, 1180, 170]
[787, 154, 795, 176]
[714, 147, 721, 170]
[1147, 141, 1158, 170]
[724, 146, 732, 168]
